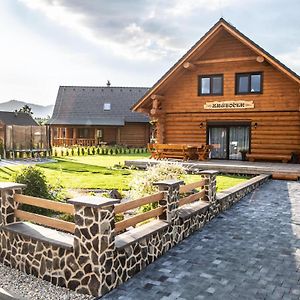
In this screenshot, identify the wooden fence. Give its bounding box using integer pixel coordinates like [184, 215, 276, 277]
[14, 194, 75, 233]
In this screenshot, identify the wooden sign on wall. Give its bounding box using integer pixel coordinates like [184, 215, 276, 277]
[204, 100, 254, 110]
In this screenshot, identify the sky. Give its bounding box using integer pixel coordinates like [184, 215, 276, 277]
[0, 0, 300, 106]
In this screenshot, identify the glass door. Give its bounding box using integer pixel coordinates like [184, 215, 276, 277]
[229, 126, 250, 160]
[208, 127, 228, 159]
[208, 124, 250, 160]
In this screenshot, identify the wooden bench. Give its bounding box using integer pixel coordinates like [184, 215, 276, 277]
[246, 153, 292, 163]
[155, 144, 190, 160]
[197, 145, 213, 161]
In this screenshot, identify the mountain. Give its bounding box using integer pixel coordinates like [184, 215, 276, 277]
[0, 100, 54, 118]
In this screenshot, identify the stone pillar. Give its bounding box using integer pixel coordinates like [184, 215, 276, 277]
[153, 179, 183, 224]
[0, 182, 26, 226]
[200, 170, 219, 219]
[68, 196, 120, 297]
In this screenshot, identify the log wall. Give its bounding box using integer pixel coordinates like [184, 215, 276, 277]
[158, 29, 300, 155]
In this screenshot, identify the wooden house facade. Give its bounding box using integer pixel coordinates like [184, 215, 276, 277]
[132, 18, 300, 161]
[49, 86, 150, 147]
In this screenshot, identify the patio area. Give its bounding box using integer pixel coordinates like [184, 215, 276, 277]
[125, 158, 300, 177]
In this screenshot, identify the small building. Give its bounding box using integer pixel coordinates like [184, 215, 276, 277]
[0, 111, 50, 158]
[132, 18, 300, 161]
[49, 86, 150, 147]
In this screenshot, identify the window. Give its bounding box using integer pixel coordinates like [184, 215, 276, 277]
[78, 128, 89, 138]
[103, 103, 111, 111]
[198, 75, 223, 96]
[236, 72, 262, 94]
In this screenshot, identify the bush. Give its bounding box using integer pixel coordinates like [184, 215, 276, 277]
[129, 162, 186, 212]
[11, 166, 50, 199]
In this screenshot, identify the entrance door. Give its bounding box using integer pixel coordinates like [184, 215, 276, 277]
[208, 125, 250, 160]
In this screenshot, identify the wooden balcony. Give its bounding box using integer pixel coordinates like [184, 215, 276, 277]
[53, 138, 96, 147]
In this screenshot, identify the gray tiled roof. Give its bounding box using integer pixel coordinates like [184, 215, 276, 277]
[48, 86, 149, 125]
[0, 111, 38, 126]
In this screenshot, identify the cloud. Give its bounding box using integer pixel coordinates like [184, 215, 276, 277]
[17, 0, 239, 61]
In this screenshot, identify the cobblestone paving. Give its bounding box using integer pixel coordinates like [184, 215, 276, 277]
[102, 180, 300, 300]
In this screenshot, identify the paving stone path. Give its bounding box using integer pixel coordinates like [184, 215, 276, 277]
[102, 180, 300, 300]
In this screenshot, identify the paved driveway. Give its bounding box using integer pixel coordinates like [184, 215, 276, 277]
[102, 180, 300, 300]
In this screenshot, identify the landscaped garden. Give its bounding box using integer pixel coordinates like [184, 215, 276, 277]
[0, 152, 250, 194]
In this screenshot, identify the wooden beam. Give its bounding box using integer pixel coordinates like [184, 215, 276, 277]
[150, 94, 164, 101]
[115, 207, 164, 233]
[114, 192, 164, 214]
[136, 108, 150, 114]
[183, 62, 196, 71]
[256, 56, 265, 63]
[152, 99, 159, 109]
[195, 56, 258, 65]
[15, 209, 75, 233]
[14, 194, 75, 214]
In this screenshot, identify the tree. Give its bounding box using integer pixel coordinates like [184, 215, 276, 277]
[17, 104, 33, 115]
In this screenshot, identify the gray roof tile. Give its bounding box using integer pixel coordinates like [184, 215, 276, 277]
[49, 86, 149, 125]
[0, 111, 38, 126]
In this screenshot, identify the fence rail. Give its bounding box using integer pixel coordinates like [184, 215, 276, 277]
[14, 194, 75, 233]
[14, 194, 75, 214]
[179, 190, 205, 207]
[115, 206, 164, 233]
[179, 179, 206, 193]
[114, 192, 164, 214]
[14, 209, 75, 233]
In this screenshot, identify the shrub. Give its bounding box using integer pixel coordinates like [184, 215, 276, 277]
[12, 166, 50, 199]
[129, 162, 186, 211]
[81, 148, 85, 156]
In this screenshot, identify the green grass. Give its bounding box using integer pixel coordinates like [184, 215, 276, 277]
[0, 154, 250, 191]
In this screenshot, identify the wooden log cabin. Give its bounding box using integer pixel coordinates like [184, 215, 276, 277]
[132, 18, 300, 162]
[49, 85, 150, 147]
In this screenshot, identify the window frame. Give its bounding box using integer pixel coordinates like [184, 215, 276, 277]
[235, 72, 263, 95]
[198, 74, 224, 96]
[103, 103, 111, 111]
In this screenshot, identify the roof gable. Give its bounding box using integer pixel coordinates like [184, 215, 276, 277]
[132, 18, 300, 111]
[49, 86, 149, 126]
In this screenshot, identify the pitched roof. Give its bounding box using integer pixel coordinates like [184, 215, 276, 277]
[0, 111, 38, 126]
[49, 86, 149, 126]
[132, 18, 300, 111]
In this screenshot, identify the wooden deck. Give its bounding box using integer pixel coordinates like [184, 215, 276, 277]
[125, 158, 300, 177]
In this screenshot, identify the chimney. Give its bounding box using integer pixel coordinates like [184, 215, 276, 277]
[106, 80, 111, 87]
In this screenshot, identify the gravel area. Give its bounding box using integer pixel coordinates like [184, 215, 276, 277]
[0, 263, 94, 300]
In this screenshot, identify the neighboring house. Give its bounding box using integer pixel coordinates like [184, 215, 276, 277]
[0, 110, 38, 142]
[132, 18, 300, 161]
[48, 86, 150, 147]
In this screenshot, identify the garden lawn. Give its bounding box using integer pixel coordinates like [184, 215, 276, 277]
[0, 154, 250, 191]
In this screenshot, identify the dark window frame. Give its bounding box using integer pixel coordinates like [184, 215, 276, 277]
[235, 72, 263, 95]
[198, 74, 224, 96]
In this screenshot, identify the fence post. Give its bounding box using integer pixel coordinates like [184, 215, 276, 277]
[200, 170, 219, 219]
[153, 179, 183, 224]
[0, 183, 26, 226]
[68, 196, 120, 296]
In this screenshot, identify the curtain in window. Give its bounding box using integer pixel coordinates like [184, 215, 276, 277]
[209, 127, 227, 159]
[229, 126, 249, 160]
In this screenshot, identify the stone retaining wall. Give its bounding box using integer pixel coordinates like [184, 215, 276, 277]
[0, 173, 269, 297]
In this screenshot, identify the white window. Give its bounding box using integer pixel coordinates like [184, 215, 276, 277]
[103, 103, 111, 111]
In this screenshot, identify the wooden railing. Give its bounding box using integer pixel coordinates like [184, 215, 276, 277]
[114, 192, 165, 233]
[53, 138, 96, 147]
[14, 194, 75, 233]
[178, 179, 206, 207]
